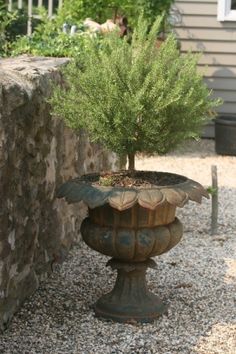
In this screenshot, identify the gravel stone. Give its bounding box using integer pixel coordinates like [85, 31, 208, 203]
[0, 139, 235, 354]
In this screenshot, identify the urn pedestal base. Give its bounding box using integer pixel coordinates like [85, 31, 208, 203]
[94, 259, 166, 323]
[81, 215, 184, 323]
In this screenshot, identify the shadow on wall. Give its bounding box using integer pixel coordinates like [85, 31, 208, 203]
[204, 67, 236, 111]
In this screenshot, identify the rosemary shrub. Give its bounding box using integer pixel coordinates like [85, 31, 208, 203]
[51, 16, 221, 170]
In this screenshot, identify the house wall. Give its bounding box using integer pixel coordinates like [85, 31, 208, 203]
[173, 0, 236, 117]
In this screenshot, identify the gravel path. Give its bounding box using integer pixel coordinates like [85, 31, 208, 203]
[1, 140, 236, 354]
[136, 139, 236, 187]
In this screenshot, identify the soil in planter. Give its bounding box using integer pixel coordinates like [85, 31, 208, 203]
[78, 171, 187, 188]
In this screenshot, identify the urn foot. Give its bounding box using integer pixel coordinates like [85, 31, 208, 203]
[94, 259, 167, 323]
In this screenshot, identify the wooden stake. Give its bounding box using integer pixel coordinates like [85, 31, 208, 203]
[211, 165, 218, 235]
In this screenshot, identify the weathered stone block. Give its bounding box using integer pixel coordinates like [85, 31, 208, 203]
[0, 56, 118, 330]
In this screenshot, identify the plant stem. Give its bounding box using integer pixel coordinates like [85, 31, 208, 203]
[128, 153, 135, 171]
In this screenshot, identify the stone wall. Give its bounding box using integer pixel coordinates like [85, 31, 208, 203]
[0, 56, 118, 331]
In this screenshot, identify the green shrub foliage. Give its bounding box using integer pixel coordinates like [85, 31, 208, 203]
[59, 0, 174, 27]
[51, 17, 220, 169]
[10, 0, 173, 58]
[9, 8, 92, 58]
[0, 2, 27, 56]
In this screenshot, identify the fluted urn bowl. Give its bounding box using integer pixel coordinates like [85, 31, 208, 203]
[82, 205, 183, 262]
[57, 171, 208, 323]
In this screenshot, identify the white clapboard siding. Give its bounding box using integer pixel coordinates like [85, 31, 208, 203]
[174, 0, 236, 117]
[199, 65, 236, 77]
[178, 0, 217, 2]
[176, 14, 236, 28]
[176, 27, 236, 41]
[181, 40, 236, 54]
[216, 102, 236, 113]
[211, 90, 236, 102]
[197, 53, 236, 66]
[204, 77, 236, 90]
[176, 2, 217, 15]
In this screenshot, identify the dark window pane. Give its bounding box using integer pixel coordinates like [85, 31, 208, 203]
[231, 0, 236, 9]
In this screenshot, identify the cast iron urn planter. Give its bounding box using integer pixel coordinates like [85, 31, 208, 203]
[57, 171, 208, 323]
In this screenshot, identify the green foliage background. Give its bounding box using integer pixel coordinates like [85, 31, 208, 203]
[0, 1, 40, 57]
[7, 0, 173, 58]
[51, 17, 220, 167]
[9, 9, 95, 58]
[0, 1, 28, 56]
[59, 0, 174, 27]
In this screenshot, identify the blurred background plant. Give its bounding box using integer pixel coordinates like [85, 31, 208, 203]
[58, 0, 174, 28]
[0, 0, 41, 56]
[10, 7, 96, 57]
[1, 0, 174, 58]
[0, 0, 27, 55]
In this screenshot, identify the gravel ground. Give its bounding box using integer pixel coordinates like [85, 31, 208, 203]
[1, 139, 236, 354]
[136, 139, 236, 187]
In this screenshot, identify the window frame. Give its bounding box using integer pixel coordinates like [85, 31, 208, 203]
[218, 0, 236, 21]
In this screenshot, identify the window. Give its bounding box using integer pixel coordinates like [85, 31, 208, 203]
[218, 0, 236, 21]
[232, 0, 236, 9]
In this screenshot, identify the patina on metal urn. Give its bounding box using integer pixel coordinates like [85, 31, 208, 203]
[57, 171, 208, 323]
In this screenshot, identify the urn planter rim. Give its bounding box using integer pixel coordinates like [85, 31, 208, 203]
[57, 170, 209, 211]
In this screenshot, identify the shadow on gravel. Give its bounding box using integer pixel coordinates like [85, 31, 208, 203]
[0, 188, 235, 354]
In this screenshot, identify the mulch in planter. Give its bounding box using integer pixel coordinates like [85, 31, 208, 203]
[80, 171, 187, 188]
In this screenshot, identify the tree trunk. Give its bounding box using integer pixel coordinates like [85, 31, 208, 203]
[128, 153, 135, 171]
